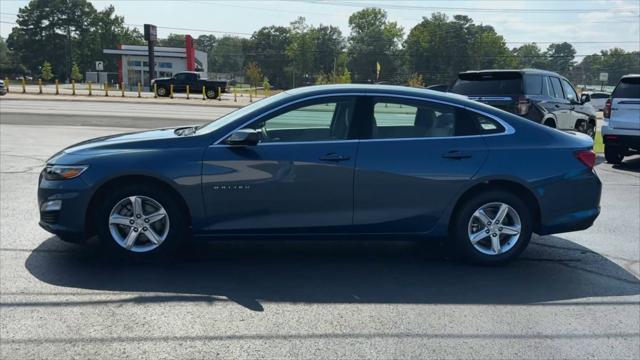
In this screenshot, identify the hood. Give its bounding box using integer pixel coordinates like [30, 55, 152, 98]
[152, 77, 172, 82]
[47, 126, 198, 164]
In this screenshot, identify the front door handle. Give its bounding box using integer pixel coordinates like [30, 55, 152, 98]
[320, 153, 350, 162]
[442, 151, 472, 160]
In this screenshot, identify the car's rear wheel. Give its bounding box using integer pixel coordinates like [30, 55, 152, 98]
[205, 88, 217, 99]
[156, 86, 168, 97]
[452, 191, 532, 265]
[604, 145, 624, 164]
[95, 184, 188, 258]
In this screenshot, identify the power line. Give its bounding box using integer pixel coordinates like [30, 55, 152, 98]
[299, 0, 640, 14]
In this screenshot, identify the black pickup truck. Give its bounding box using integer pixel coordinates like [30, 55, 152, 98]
[152, 71, 227, 99]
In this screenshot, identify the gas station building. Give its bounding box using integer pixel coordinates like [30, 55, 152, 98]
[103, 35, 207, 90]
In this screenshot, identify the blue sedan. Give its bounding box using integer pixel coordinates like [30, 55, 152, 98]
[38, 84, 601, 264]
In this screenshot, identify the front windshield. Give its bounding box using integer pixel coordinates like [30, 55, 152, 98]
[195, 91, 290, 134]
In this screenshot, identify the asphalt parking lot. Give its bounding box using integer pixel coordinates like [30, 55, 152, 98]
[0, 99, 639, 359]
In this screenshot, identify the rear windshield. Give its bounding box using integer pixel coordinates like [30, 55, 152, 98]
[451, 72, 522, 95]
[613, 77, 640, 99]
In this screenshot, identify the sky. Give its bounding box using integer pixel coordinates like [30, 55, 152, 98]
[1, 0, 639, 60]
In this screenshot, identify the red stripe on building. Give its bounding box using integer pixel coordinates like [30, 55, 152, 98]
[185, 35, 195, 71]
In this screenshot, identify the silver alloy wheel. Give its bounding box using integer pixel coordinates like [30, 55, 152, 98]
[108, 195, 170, 253]
[157, 87, 167, 96]
[206, 89, 216, 98]
[467, 202, 522, 256]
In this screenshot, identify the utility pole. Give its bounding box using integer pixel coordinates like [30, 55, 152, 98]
[144, 24, 157, 88]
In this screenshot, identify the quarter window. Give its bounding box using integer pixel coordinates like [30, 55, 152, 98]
[246, 99, 355, 143]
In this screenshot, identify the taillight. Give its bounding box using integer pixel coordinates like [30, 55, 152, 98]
[575, 150, 596, 170]
[517, 96, 530, 116]
[603, 98, 611, 119]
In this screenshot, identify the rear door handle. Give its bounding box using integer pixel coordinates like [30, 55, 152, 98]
[442, 151, 472, 160]
[320, 153, 350, 162]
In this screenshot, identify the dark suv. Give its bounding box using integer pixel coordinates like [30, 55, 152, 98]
[450, 69, 597, 138]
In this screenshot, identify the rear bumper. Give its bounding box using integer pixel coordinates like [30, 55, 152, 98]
[536, 169, 602, 236]
[601, 127, 640, 150]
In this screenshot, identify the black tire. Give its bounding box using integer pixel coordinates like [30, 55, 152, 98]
[94, 183, 188, 259]
[205, 88, 217, 99]
[604, 145, 624, 164]
[543, 118, 556, 128]
[451, 190, 533, 265]
[156, 86, 168, 97]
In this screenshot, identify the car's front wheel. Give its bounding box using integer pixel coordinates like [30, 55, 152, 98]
[156, 86, 168, 97]
[95, 184, 188, 258]
[205, 88, 217, 99]
[452, 191, 532, 265]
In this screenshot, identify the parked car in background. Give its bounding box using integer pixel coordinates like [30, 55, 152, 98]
[602, 74, 640, 164]
[581, 91, 611, 111]
[450, 69, 597, 138]
[0, 79, 6, 95]
[151, 71, 227, 99]
[38, 84, 601, 265]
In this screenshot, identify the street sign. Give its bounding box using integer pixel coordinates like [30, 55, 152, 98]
[144, 24, 157, 42]
[95, 61, 104, 71]
[599, 72, 608, 82]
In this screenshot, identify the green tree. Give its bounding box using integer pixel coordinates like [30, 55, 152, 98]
[158, 34, 185, 47]
[196, 35, 217, 53]
[512, 43, 548, 69]
[245, 62, 263, 88]
[544, 42, 576, 76]
[209, 36, 248, 75]
[246, 26, 292, 88]
[347, 8, 404, 83]
[0, 36, 25, 76]
[7, 1, 142, 79]
[573, 48, 640, 86]
[41, 60, 53, 81]
[404, 13, 515, 84]
[70, 63, 82, 81]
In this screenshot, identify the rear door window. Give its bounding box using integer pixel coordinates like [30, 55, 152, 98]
[451, 72, 522, 95]
[549, 77, 565, 99]
[613, 78, 640, 99]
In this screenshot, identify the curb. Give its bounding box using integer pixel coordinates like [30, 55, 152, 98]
[0, 93, 245, 109]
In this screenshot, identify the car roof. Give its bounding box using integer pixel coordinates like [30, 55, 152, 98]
[458, 68, 562, 77]
[620, 74, 640, 79]
[284, 84, 470, 102]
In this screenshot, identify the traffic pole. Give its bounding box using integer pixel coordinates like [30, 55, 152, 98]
[217, 86, 221, 101]
[88, 81, 92, 96]
[55, 80, 59, 95]
[153, 83, 157, 98]
[249, 90, 253, 103]
[104, 82, 109, 97]
[121, 82, 125, 97]
[71, 80, 76, 95]
[202, 85, 206, 100]
[137, 82, 142, 98]
[186, 85, 190, 99]
[38, 79, 42, 94]
[170, 84, 174, 99]
[4, 77, 8, 93]
[21, 79, 26, 93]
[233, 88, 237, 102]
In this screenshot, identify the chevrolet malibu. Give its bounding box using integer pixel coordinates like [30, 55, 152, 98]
[38, 84, 601, 264]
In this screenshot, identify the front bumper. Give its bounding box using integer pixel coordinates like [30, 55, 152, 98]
[37, 172, 93, 242]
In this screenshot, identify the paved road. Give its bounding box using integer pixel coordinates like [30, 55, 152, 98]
[0, 107, 639, 359]
[1, 99, 235, 128]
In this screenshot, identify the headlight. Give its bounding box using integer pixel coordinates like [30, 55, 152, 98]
[42, 165, 88, 180]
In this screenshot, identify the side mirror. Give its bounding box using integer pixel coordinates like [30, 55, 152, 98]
[226, 129, 260, 146]
[580, 94, 590, 104]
